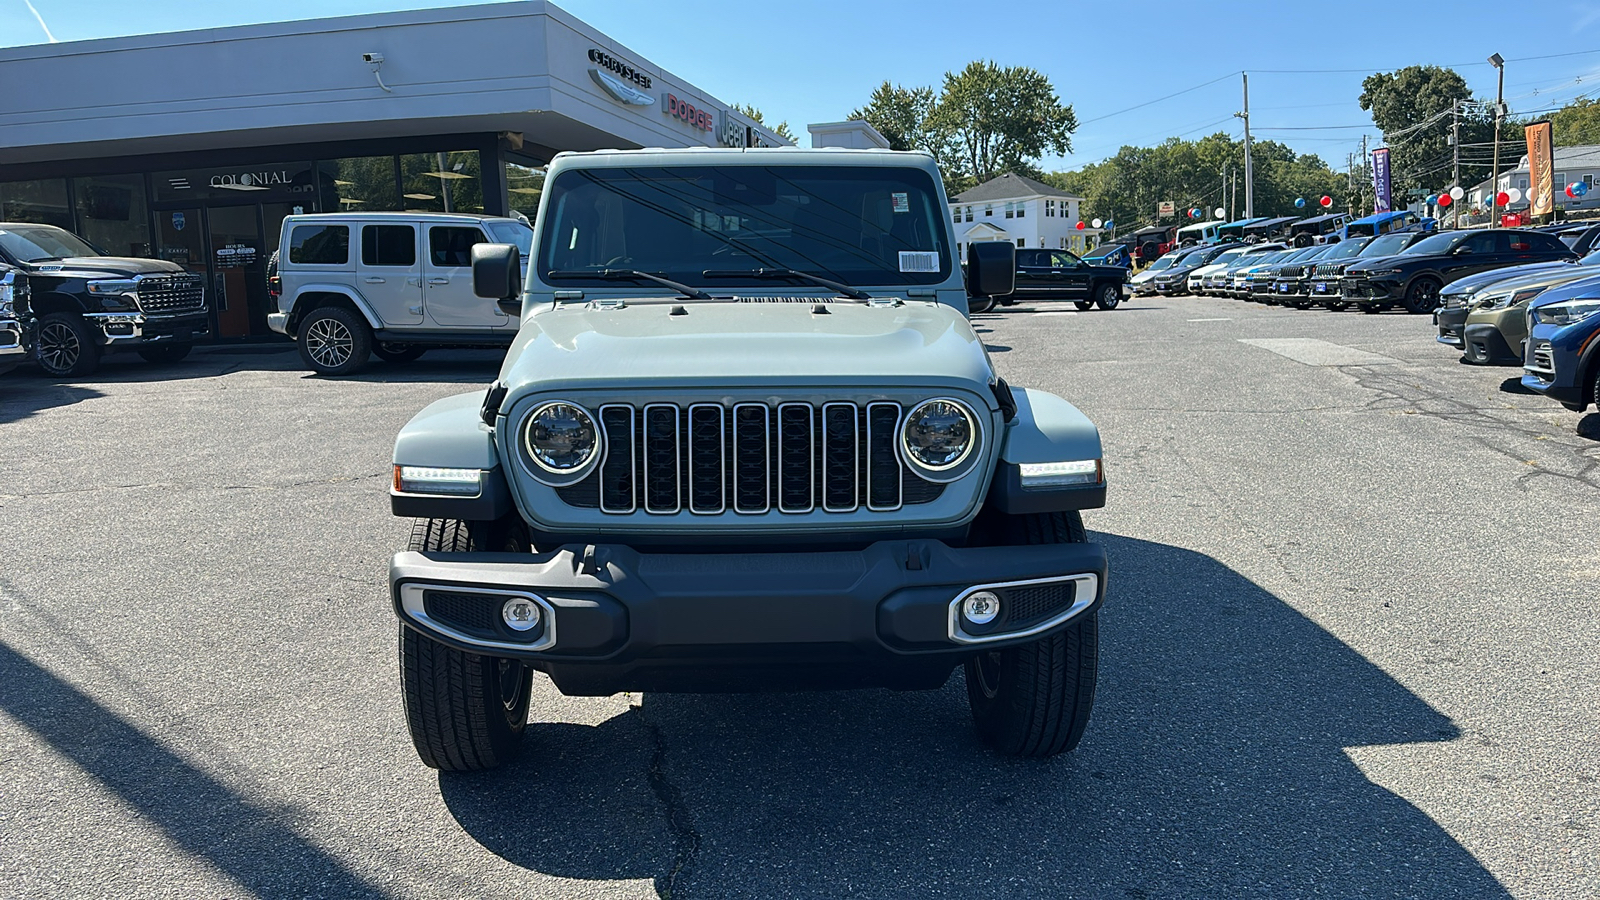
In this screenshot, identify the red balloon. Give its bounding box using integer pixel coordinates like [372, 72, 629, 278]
[1319, 195, 1333, 208]
[1496, 191, 1510, 206]
[1567, 184, 1577, 198]
[1437, 194, 1453, 208]
[1076, 221, 1086, 230]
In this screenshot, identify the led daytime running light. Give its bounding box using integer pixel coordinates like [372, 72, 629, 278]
[1018, 459, 1101, 488]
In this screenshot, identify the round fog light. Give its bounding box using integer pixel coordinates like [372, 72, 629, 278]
[962, 591, 1001, 626]
[502, 598, 542, 632]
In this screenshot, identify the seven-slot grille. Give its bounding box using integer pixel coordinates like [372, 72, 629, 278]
[558, 401, 947, 515]
[135, 275, 205, 313]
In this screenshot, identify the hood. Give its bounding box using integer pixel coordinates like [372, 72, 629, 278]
[1442, 260, 1577, 295]
[26, 257, 186, 278]
[498, 299, 995, 397]
[1463, 265, 1598, 298]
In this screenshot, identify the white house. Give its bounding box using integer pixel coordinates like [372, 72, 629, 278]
[1465, 143, 1600, 216]
[949, 172, 1100, 258]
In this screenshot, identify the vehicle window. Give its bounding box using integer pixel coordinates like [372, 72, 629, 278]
[1363, 233, 1412, 256]
[1017, 249, 1047, 267]
[1325, 239, 1370, 259]
[361, 224, 416, 266]
[1580, 248, 1600, 265]
[288, 224, 349, 265]
[537, 164, 950, 287]
[1464, 232, 1499, 254]
[429, 226, 487, 268]
[485, 221, 535, 258]
[1213, 249, 1248, 265]
[0, 224, 100, 262]
[1529, 233, 1567, 253]
[1148, 255, 1177, 270]
[1051, 251, 1083, 267]
[1399, 232, 1458, 255]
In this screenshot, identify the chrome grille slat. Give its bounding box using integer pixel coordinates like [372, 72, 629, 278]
[136, 275, 205, 313]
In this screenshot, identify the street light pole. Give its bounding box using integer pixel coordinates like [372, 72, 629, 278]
[1489, 53, 1505, 225]
[1236, 72, 1254, 219]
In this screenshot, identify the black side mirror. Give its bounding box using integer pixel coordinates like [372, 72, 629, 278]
[1452, 245, 1474, 255]
[472, 243, 522, 315]
[967, 241, 1016, 300]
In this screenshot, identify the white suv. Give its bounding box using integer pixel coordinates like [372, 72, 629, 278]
[270, 212, 533, 375]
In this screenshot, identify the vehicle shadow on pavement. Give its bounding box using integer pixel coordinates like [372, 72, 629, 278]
[440, 534, 1508, 899]
[0, 382, 102, 424]
[0, 640, 389, 898]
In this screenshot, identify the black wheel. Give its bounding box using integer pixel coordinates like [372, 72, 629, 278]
[1073, 300, 1094, 311]
[297, 306, 371, 375]
[965, 510, 1099, 758]
[1402, 277, 1442, 314]
[399, 518, 533, 771]
[137, 343, 193, 364]
[1326, 300, 1349, 311]
[373, 342, 427, 364]
[34, 312, 101, 377]
[1589, 364, 1600, 416]
[968, 296, 995, 315]
[1094, 283, 1122, 310]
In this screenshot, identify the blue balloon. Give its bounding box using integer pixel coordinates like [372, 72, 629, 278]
[1294, 197, 1306, 208]
[1104, 220, 1114, 229]
[1426, 194, 1438, 205]
[1574, 181, 1590, 198]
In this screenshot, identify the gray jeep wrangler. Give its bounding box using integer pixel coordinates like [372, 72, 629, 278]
[387, 148, 1109, 769]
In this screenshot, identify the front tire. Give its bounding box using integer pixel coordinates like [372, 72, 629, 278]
[297, 306, 372, 376]
[965, 511, 1099, 758]
[34, 312, 101, 378]
[1073, 300, 1095, 311]
[399, 518, 533, 771]
[1094, 283, 1122, 310]
[137, 343, 193, 364]
[1402, 276, 1442, 315]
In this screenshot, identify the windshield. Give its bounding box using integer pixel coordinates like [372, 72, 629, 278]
[1400, 232, 1460, 255]
[1212, 248, 1249, 266]
[1580, 248, 1600, 265]
[486, 221, 534, 258]
[1361, 233, 1415, 257]
[1147, 253, 1180, 271]
[536, 164, 950, 289]
[0, 224, 99, 262]
[1323, 238, 1370, 260]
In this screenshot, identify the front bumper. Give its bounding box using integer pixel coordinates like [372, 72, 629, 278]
[1271, 279, 1306, 299]
[84, 311, 209, 346]
[1436, 305, 1468, 347]
[1522, 333, 1586, 408]
[268, 312, 290, 336]
[1344, 276, 1402, 303]
[1462, 323, 1519, 365]
[391, 538, 1108, 695]
[0, 318, 23, 361]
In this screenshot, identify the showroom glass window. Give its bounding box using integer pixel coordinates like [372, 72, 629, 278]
[0, 178, 72, 229]
[504, 161, 545, 223]
[75, 174, 152, 258]
[400, 151, 481, 213]
[318, 156, 400, 212]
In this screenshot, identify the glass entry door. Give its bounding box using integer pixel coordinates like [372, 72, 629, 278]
[207, 205, 268, 337]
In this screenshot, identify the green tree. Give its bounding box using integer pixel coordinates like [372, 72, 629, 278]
[928, 61, 1077, 187]
[848, 82, 940, 153]
[1549, 97, 1600, 145]
[1357, 65, 1505, 195]
[732, 104, 796, 142]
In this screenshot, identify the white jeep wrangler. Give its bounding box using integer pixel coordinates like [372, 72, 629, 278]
[269, 212, 532, 375]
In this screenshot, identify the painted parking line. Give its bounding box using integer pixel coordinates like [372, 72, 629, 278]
[1187, 317, 1233, 322]
[1033, 311, 1079, 317]
[1238, 338, 1397, 366]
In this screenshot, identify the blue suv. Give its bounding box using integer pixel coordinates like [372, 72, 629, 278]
[1521, 271, 1600, 413]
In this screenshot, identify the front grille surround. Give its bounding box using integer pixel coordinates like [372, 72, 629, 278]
[521, 390, 990, 528]
[135, 274, 205, 313]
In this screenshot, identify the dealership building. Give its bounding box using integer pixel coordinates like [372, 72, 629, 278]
[0, 1, 788, 339]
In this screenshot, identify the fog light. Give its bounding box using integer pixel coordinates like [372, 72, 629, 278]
[502, 598, 542, 632]
[962, 590, 1001, 625]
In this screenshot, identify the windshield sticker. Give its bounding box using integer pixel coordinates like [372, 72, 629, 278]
[891, 192, 910, 213]
[898, 251, 938, 273]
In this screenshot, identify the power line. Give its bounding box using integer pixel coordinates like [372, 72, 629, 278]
[1077, 71, 1240, 126]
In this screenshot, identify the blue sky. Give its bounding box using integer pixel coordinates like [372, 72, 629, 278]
[8, 0, 1600, 174]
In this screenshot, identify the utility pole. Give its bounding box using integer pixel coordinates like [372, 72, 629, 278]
[1235, 73, 1254, 218]
[1231, 168, 1237, 220]
[1361, 134, 1369, 215]
[1489, 53, 1505, 225]
[1452, 101, 1462, 229]
[1221, 166, 1227, 221]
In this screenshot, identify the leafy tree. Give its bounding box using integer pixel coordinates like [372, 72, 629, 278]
[1549, 97, 1600, 145]
[849, 82, 940, 153]
[928, 61, 1077, 186]
[1358, 65, 1506, 195]
[733, 104, 795, 142]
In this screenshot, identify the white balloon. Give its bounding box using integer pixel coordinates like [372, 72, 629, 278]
[1450, 186, 1465, 200]
[1092, 218, 1104, 228]
[1506, 187, 1523, 203]
[1214, 207, 1226, 219]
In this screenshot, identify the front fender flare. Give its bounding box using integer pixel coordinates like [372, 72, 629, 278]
[988, 388, 1106, 514]
[391, 390, 513, 520]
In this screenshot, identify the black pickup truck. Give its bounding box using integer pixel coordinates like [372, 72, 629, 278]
[1003, 248, 1129, 310]
[0, 222, 208, 376]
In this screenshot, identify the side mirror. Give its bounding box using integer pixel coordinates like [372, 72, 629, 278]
[472, 243, 522, 314]
[1452, 245, 1474, 255]
[966, 241, 1016, 299]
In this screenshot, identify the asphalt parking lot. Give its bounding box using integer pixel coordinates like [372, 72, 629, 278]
[2, 296, 1597, 899]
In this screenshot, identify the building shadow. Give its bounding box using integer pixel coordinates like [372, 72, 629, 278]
[0, 382, 103, 424]
[0, 641, 388, 898]
[439, 534, 1508, 899]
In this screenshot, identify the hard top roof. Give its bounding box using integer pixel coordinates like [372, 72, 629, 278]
[1242, 216, 1301, 232]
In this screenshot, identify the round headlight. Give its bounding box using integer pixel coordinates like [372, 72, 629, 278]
[523, 402, 599, 473]
[901, 398, 976, 472]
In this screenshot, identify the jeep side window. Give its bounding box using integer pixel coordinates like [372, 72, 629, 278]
[362, 224, 416, 266]
[288, 224, 349, 265]
[429, 226, 485, 267]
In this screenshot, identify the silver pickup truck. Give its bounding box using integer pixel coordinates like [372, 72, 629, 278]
[385, 147, 1110, 770]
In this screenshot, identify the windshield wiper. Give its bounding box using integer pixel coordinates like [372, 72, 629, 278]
[546, 269, 711, 300]
[702, 268, 872, 300]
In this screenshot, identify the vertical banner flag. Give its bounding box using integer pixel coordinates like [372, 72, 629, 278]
[1372, 147, 1392, 214]
[1526, 120, 1555, 217]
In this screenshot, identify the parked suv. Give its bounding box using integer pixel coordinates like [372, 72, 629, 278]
[1342, 228, 1576, 314]
[270, 212, 534, 375]
[1004, 247, 1128, 310]
[0, 222, 208, 376]
[1522, 272, 1600, 416]
[0, 265, 25, 376]
[387, 147, 1109, 770]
